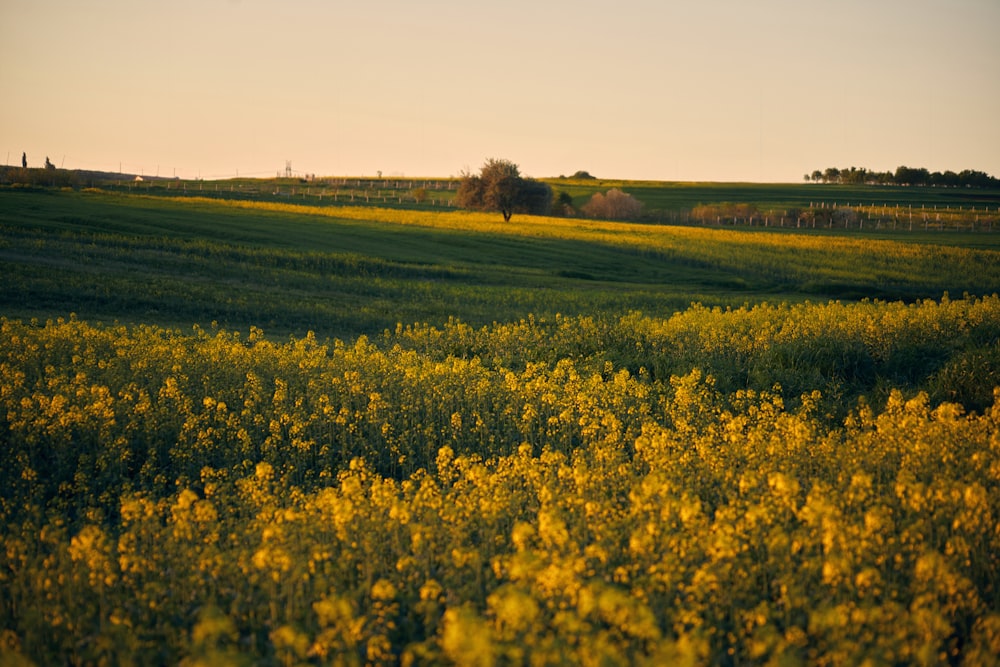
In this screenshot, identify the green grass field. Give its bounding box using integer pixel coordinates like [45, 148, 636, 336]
[2, 187, 999, 339]
[25, 164, 998, 221]
[544, 177, 1000, 215]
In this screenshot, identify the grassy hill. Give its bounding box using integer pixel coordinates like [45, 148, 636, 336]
[2, 188, 999, 339]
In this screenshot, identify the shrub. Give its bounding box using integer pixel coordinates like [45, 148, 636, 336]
[550, 191, 575, 216]
[582, 189, 643, 220]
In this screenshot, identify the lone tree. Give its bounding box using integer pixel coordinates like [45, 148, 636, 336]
[21, 152, 26, 168]
[456, 158, 552, 221]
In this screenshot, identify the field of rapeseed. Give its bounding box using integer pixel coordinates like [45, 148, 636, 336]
[2, 295, 999, 665]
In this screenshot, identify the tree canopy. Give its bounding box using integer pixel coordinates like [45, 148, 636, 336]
[456, 158, 552, 221]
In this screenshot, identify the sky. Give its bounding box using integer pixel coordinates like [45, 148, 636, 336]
[2, 0, 999, 182]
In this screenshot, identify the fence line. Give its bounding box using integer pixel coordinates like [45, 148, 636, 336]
[681, 201, 999, 233]
[106, 178, 460, 208]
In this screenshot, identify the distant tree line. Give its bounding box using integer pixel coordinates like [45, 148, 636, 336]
[0, 164, 80, 188]
[805, 166, 999, 188]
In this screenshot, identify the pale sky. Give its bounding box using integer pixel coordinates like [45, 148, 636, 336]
[2, 0, 998, 182]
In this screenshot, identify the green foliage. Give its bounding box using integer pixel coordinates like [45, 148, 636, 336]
[807, 164, 999, 187]
[455, 159, 552, 221]
[0, 165, 80, 188]
[928, 341, 1000, 413]
[550, 190, 575, 216]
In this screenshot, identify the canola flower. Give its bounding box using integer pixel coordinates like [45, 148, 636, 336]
[1, 297, 999, 665]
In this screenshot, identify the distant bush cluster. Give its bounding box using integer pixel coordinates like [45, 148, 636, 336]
[806, 165, 999, 188]
[689, 202, 860, 227]
[690, 202, 760, 223]
[0, 165, 80, 188]
[582, 188, 644, 221]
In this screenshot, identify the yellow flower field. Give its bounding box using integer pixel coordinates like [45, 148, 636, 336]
[1, 295, 999, 664]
